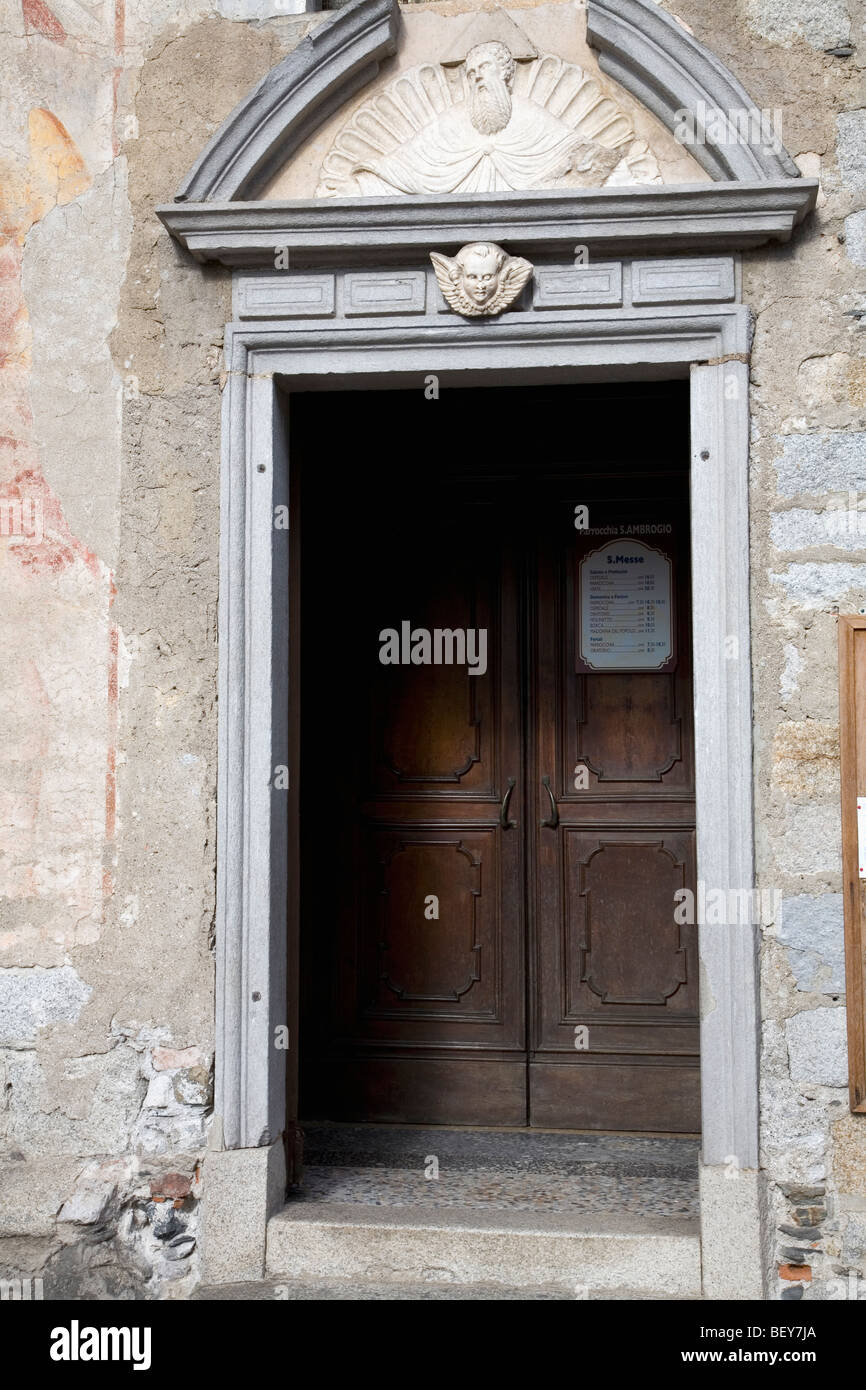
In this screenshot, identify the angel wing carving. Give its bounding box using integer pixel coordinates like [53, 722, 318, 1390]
[486, 255, 533, 315]
[430, 245, 534, 318]
[430, 251, 473, 315]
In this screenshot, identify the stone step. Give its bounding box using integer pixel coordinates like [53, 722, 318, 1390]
[196, 1276, 701, 1301]
[266, 1203, 701, 1297]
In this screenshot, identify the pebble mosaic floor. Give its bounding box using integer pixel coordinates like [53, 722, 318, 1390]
[289, 1123, 700, 1219]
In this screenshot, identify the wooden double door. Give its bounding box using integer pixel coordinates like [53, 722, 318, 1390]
[299, 387, 699, 1133]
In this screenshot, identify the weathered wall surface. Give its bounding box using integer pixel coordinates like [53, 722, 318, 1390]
[660, 0, 866, 1303]
[678, 0, 866, 1302]
[0, 0, 322, 1297]
[0, 0, 864, 1299]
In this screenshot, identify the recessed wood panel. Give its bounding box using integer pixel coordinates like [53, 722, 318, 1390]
[317, 1058, 527, 1126]
[529, 1059, 700, 1133]
[363, 831, 499, 1021]
[377, 661, 485, 786]
[369, 526, 496, 795]
[578, 673, 683, 782]
[566, 831, 694, 1011]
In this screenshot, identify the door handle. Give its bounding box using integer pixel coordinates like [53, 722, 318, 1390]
[500, 777, 516, 829]
[541, 775, 559, 829]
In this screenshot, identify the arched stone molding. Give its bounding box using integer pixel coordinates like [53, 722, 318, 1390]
[176, 0, 398, 202]
[586, 0, 800, 182]
[173, 0, 802, 208]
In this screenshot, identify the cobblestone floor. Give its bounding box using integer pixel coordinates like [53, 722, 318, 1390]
[287, 1122, 700, 1219]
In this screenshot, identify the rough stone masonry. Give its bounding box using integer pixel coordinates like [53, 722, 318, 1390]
[0, 0, 864, 1299]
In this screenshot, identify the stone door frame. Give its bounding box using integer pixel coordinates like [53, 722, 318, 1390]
[201, 290, 764, 1297]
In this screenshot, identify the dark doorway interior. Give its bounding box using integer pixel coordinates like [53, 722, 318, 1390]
[294, 380, 699, 1134]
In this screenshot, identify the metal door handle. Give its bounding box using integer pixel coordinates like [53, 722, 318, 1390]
[500, 777, 516, 829]
[541, 776, 559, 829]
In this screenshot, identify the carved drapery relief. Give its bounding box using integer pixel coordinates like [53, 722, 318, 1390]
[316, 27, 661, 199]
[430, 243, 533, 317]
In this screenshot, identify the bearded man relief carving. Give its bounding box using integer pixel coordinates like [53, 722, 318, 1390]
[316, 17, 662, 198]
[430, 243, 533, 317]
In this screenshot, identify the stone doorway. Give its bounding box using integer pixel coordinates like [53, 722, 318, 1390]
[161, 0, 820, 1297]
[296, 379, 700, 1136]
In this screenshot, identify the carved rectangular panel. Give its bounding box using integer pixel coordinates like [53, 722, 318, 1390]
[234, 272, 336, 318]
[344, 271, 426, 316]
[532, 264, 623, 309]
[631, 257, 735, 305]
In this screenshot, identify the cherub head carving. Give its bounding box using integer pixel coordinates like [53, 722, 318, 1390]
[430, 242, 533, 317]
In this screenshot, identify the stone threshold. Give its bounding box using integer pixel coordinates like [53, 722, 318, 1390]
[266, 1202, 701, 1296]
[196, 1274, 703, 1301]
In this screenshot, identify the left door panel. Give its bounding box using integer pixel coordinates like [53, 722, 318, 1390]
[300, 487, 527, 1124]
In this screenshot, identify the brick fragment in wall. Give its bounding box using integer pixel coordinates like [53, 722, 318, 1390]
[152, 1046, 205, 1072]
[779, 1263, 812, 1281]
[786, 1006, 849, 1087]
[777, 894, 845, 994]
[150, 1172, 192, 1201]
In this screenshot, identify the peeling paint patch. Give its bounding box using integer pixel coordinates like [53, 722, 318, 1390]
[0, 105, 114, 963]
[22, 0, 67, 45]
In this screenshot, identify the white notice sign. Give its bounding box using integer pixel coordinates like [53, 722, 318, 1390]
[578, 538, 674, 672]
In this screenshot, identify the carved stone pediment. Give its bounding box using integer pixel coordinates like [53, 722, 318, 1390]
[316, 25, 661, 199]
[160, 0, 816, 262]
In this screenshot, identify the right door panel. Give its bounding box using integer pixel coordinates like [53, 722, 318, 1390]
[530, 495, 700, 1131]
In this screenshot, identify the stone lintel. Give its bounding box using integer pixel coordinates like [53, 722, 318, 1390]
[158, 180, 818, 268]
